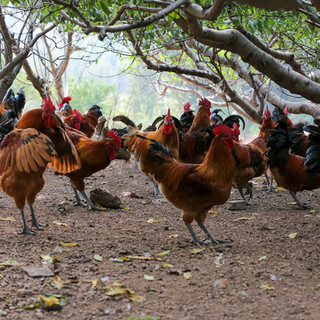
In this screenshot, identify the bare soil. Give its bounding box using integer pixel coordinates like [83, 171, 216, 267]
[0, 159, 320, 320]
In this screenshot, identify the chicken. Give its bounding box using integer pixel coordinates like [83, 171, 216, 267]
[304, 119, 320, 175]
[57, 96, 73, 118]
[63, 128, 121, 210]
[187, 98, 211, 133]
[15, 97, 80, 174]
[123, 109, 179, 195]
[266, 111, 320, 208]
[180, 102, 195, 133]
[0, 128, 57, 234]
[136, 124, 236, 245]
[231, 124, 267, 203]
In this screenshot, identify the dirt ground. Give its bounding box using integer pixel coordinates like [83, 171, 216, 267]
[0, 159, 320, 320]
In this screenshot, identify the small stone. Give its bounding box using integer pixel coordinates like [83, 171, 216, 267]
[227, 200, 247, 210]
[90, 188, 121, 209]
[21, 266, 54, 278]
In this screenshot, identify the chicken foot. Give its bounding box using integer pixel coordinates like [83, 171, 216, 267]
[289, 191, 310, 209]
[19, 210, 36, 235]
[238, 185, 254, 205]
[197, 221, 231, 244]
[185, 222, 203, 245]
[71, 186, 87, 207]
[29, 204, 44, 230]
[80, 191, 105, 211]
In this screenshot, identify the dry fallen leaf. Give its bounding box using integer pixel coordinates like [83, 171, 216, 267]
[71, 279, 100, 288]
[162, 263, 174, 268]
[143, 275, 155, 281]
[40, 255, 59, 264]
[233, 217, 254, 222]
[183, 272, 192, 280]
[0, 217, 15, 222]
[236, 260, 244, 266]
[260, 284, 275, 290]
[147, 218, 162, 224]
[191, 248, 205, 254]
[209, 210, 218, 214]
[288, 233, 297, 239]
[52, 220, 68, 227]
[94, 254, 103, 262]
[258, 256, 267, 261]
[60, 242, 79, 247]
[51, 276, 64, 290]
[120, 256, 161, 261]
[157, 250, 170, 257]
[169, 234, 179, 238]
[213, 279, 227, 288]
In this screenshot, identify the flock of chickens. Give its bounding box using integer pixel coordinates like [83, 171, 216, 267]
[1, 91, 320, 245]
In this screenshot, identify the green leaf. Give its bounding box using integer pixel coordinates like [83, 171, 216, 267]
[94, 254, 103, 262]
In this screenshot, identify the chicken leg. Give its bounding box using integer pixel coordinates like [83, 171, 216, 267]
[29, 204, 44, 230]
[19, 210, 35, 235]
[71, 185, 104, 210]
[289, 191, 310, 209]
[197, 221, 230, 244]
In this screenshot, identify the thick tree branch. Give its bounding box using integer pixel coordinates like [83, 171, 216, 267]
[184, 12, 320, 103]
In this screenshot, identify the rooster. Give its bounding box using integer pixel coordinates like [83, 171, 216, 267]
[0, 128, 57, 234]
[187, 98, 211, 133]
[231, 124, 267, 203]
[123, 109, 179, 195]
[62, 128, 121, 210]
[136, 124, 236, 245]
[266, 110, 320, 208]
[15, 98, 80, 174]
[180, 102, 195, 133]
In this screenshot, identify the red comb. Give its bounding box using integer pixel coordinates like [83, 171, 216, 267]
[284, 106, 289, 116]
[42, 97, 56, 113]
[165, 108, 171, 120]
[73, 109, 82, 122]
[108, 130, 121, 149]
[183, 102, 191, 111]
[199, 98, 211, 107]
[59, 96, 72, 109]
[213, 124, 233, 136]
[264, 106, 271, 116]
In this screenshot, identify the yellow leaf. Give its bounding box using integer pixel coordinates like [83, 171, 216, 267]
[39, 295, 59, 306]
[143, 275, 154, 281]
[123, 207, 130, 210]
[52, 276, 64, 290]
[40, 255, 59, 264]
[53, 220, 68, 227]
[129, 295, 146, 302]
[60, 242, 79, 247]
[191, 248, 205, 254]
[288, 233, 297, 239]
[183, 272, 192, 280]
[276, 187, 284, 191]
[71, 279, 100, 288]
[233, 217, 254, 222]
[309, 210, 316, 213]
[209, 210, 218, 214]
[147, 218, 162, 223]
[163, 263, 174, 268]
[0, 217, 15, 222]
[120, 256, 161, 261]
[169, 234, 179, 238]
[93, 202, 106, 209]
[236, 260, 244, 266]
[157, 250, 170, 257]
[260, 284, 275, 290]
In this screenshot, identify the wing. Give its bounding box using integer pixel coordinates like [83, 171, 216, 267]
[47, 126, 81, 174]
[0, 128, 57, 174]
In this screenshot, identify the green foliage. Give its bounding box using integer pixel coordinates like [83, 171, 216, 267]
[68, 76, 115, 115]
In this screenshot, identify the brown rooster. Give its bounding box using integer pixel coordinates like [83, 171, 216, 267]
[266, 111, 320, 208]
[62, 128, 121, 210]
[187, 98, 211, 133]
[0, 128, 57, 234]
[15, 97, 80, 174]
[137, 124, 236, 245]
[123, 109, 179, 195]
